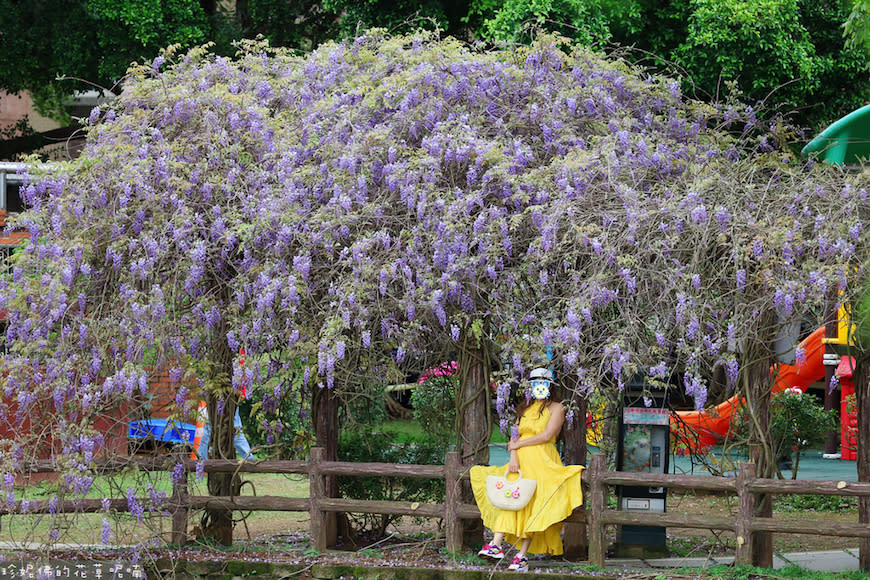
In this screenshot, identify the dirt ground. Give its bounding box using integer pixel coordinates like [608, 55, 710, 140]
[3, 489, 861, 580]
[2, 473, 860, 578]
[664, 490, 859, 555]
[217, 489, 860, 558]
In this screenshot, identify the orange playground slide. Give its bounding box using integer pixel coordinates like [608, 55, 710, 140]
[671, 326, 827, 452]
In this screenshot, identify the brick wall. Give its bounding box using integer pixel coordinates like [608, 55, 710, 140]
[146, 366, 202, 420]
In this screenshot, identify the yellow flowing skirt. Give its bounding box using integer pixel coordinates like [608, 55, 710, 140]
[470, 441, 584, 556]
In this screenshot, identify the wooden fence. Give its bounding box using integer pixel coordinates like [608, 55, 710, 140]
[4, 450, 870, 567]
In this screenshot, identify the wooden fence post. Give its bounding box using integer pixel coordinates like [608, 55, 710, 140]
[445, 451, 463, 554]
[588, 454, 606, 568]
[735, 462, 755, 566]
[170, 452, 189, 545]
[309, 447, 327, 552]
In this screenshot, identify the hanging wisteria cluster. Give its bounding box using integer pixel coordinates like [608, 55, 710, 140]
[1, 30, 870, 543]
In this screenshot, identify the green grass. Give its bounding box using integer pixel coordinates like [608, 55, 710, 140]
[378, 419, 425, 442]
[490, 423, 509, 443]
[379, 418, 509, 444]
[2, 473, 309, 547]
[776, 493, 858, 513]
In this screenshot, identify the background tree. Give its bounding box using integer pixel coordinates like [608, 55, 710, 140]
[796, 1, 870, 132]
[669, 0, 868, 131]
[467, 0, 616, 45]
[239, 0, 338, 50]
[845, 0, 870, 53]
[3, 1, 867, 162]
[0, 0, 214, 120]
[470, 0, 869, 133]
[320, 0, 474, 38]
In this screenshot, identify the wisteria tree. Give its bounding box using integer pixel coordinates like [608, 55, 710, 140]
[3, 30, 870, 564]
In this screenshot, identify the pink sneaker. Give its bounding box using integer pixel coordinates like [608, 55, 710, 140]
[508, 555, 528, 572]
[477, 543, 505, 559]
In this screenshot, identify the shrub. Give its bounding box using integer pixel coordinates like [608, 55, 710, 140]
[735, 388, 837, 479]
[768, 389, 837, 477]
[337, 427, 447, 541]
[411, 374, 458, 447]
[239, 383, 315, 460]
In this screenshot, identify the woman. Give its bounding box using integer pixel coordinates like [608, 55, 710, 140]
[470, 369, 585, 572]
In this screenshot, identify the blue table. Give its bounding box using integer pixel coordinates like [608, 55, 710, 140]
[129, 419, 196, 445]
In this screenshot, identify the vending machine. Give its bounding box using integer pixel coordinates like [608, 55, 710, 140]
[615, 375, 670, 556]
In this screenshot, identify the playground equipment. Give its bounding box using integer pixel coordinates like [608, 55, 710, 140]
[801, 103, 870, 165]
[671, 325, 858, 459]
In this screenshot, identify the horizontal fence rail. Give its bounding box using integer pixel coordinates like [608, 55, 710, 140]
[3, 449, 870, 567]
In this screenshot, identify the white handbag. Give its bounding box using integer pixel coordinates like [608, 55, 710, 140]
[485, 470, 537, 511]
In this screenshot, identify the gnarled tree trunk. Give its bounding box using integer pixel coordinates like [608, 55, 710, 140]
[561, 372, 588, 559]
[745, 310, 777, 568]
[203, 337, 242, 545]
[457, 323, 493, 549]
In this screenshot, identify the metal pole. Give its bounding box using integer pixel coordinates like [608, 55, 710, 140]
[824, 300, 841, 457]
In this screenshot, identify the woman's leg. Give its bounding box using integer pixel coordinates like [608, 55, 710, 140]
[508, 536, 532, 571]
[516, 537, 531, 558]
[491, 532, 505, 547]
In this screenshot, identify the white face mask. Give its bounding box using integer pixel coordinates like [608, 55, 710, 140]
[531, 380, 550, 400]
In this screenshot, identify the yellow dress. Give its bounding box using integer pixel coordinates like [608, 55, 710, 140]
[470, 401, 585, 555]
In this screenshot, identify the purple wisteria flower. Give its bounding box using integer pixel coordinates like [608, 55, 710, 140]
[101, 518, 113, 544]
[795, 347, 806, 371]
[726, 359, 739, 388]
[499, 416, 511, 436]
[171, 462, 185, 485]
[127, 487, 144, 522]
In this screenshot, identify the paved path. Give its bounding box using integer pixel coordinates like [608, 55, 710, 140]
[671, 448, 858, 481]
[604, 547, 861, 573]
